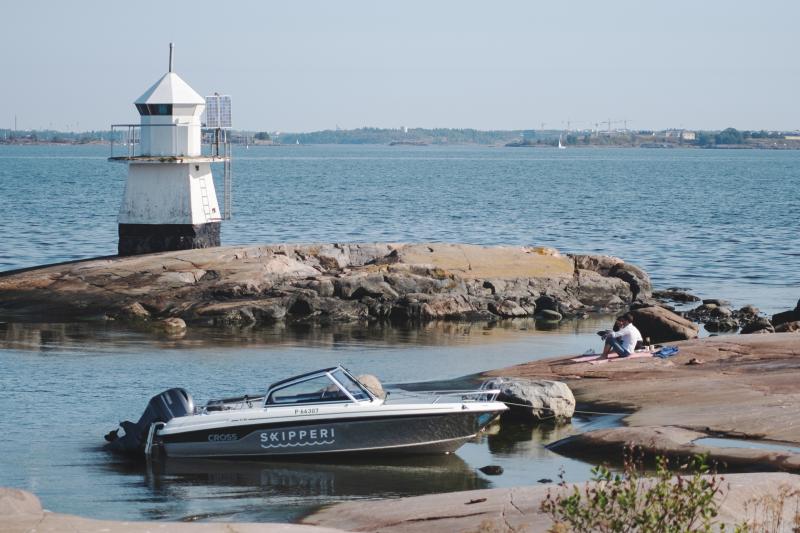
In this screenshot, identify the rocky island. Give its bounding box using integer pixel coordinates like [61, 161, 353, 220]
[0, 243, 652, 331]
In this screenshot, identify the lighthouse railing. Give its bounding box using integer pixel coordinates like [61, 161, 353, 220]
[110, 123, 184, 158]
[110, 123, 231, 162]
[109, 124, 230, 160]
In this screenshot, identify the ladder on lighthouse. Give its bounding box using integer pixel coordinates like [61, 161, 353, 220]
[199, 178, 216, 221]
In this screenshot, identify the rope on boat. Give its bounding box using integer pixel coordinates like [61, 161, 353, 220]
[498, 400, 626, 417]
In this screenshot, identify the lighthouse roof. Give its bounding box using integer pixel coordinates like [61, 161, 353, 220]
[135, 72, 205, 105]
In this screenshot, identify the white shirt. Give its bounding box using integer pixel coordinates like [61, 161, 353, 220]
[614, 323, 643, 353]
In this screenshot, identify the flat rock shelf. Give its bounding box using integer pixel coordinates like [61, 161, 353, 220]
[0, 243, 651, 329]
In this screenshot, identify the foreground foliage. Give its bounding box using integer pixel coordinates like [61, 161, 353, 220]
[541, 447, 725, 532]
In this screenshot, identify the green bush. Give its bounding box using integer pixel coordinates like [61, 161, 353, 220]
[541, 447, 726, 532]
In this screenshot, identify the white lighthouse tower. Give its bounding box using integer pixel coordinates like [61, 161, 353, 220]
[111, 44, 231, 256]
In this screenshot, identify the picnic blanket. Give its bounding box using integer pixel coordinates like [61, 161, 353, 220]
[570, 351, 656, 365]
[570, 346, 680, 365]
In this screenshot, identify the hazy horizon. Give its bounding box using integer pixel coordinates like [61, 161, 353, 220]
[2, 1, 798, 132]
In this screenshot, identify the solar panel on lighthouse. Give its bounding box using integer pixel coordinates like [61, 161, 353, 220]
[204, 95, 232, 128]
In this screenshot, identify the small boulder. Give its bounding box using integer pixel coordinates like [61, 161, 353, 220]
[534, 295, 560, 312]
[704, 318, 739, 333]
[478, 465, 504, 476]
[153, 317, 187, 335]
[688, 302, 736, 324]
[652, 288, 700, 303]
[629, 306, 699, 343]
[118, 301, 150, 321]
[710, 306, 733, 318]
[740, 317, 775, 334]
[772, 300, 800, 327]
[739, 305, 760, 316]
[535, 309, 563, 322]
[703, 298, 731, 307]
[775, 321, 800, 333]
[482, 377, 575, 421]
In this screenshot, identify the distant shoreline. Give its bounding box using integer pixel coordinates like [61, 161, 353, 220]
[2, 140, 800, 150]
[3, 126, 799, 150]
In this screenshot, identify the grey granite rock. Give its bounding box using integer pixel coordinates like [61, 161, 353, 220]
[482, 377, 576, 421]
[629, 305, 700, 342]
[0, 243, 653, 329]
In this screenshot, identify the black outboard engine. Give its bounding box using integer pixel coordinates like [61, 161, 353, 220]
[104, 388, 194, 456]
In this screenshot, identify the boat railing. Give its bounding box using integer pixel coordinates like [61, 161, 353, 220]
[388, 389, 501, 404]
[144, 422, 165, 457]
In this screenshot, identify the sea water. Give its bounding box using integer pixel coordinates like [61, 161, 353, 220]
[1, 144, 798, 313]
[0, 319, 615, 522]
[0, 144, 798, 522]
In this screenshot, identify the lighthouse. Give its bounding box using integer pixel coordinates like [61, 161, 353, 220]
[111, 44, 231, 256]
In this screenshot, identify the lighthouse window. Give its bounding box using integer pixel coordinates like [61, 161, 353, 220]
[153, 104, 172, 115]
[135, 103, 173, 116]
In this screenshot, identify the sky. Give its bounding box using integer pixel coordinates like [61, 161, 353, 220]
[2, 0, 799, 132]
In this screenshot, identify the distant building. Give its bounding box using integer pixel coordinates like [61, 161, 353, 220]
[661, 129, 695, 141]
[784, 135, 800, 141]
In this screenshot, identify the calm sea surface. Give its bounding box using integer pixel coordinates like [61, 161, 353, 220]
[0, 144, 798, 522]
[1, 144, 798, 312]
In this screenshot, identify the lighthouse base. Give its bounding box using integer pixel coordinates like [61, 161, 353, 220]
[118, 223, 220, 256]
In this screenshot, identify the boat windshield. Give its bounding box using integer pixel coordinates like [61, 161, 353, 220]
[331, 369, 371, 401]
[266, 374, 350, 405]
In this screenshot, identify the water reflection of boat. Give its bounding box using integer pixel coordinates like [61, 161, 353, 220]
[144, 454, 490, 497]
[105, 366, 506, 459]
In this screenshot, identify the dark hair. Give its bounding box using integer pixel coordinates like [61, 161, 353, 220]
[622, 312, 634, 323]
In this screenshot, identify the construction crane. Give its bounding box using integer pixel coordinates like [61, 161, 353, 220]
[563, 120, 593, 132]
[603, 119, 632, 132]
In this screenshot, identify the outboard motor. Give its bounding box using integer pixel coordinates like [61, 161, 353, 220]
[104, 388, 194, 456]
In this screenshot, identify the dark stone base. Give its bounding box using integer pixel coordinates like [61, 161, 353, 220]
[118, 223, 221, 256]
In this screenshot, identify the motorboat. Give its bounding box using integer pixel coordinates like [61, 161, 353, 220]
[104, 366, 506, 459]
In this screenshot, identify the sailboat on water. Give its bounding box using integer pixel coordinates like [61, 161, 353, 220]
[558, 135, 566, 149]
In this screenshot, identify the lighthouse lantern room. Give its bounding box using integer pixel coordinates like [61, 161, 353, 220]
[110, 44, 232, 256]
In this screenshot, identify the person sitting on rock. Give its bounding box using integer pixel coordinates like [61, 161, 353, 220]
[598, 313, 642, 359]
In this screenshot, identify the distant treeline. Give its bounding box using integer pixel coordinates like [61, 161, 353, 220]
[272, 127, 528, 145]
[0, 129, 111, 143]
[1, 127, 796, 147]
[695, 128, 786, 146]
